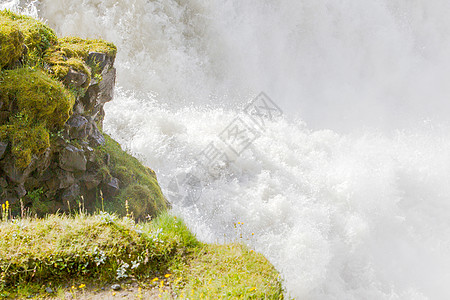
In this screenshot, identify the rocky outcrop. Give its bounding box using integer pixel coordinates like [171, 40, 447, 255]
[0, 10, 168, 219]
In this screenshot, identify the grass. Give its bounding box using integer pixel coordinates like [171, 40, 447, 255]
[0, 207, 284, 299]
[93, 134, 169, 220]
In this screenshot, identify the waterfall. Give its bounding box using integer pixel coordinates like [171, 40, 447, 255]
[2, 0, 450, 298]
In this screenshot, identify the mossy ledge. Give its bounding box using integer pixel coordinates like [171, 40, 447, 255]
[0, 9, 167, 219]
[0, 213, 284, 299]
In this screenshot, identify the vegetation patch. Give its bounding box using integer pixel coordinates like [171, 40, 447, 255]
[0, 68, 74, 167]
[0, 16, 24, 68]
[0, 210, 283, 299]
[95, 135, 168, 220]
[0, 10, 57, 66]
[44, 37, 117, 84]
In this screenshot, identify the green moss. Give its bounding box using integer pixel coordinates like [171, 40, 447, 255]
[0, 68, 74, 167]
[115, 165, 134, 186]
[0, 68, 74, 128]
[96, 135, 168, 220]
[44, 36, 116, 85]
[56, 36, 117, 58]
[120, 184, 158, 220]
[2, 117, 50, 168]
[0, 10, 57, 66]
[0, 16, 24, 68]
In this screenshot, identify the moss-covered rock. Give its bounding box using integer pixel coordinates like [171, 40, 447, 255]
[0, 68, 75, 128]
[96, 135, 168, 220]
[0, 68, 74, 167]
[0, 10, 168, 220]
[0, 10, 57, 66]
[0, 17, 24, 68]
[44, 37, 117, 86]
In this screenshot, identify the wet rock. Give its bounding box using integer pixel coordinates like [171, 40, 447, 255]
[66, 115, 90, 140]
[104, 177, 120, 197]
[59, 145, 87, 172]
[111, 284, 121, 291]
[81, 66, 116, 110]
[89, 125, 105, 147]
[61, 183, 80, 202]
[15, 184, 26, 198]
[98, 67, 116, 104]
[87, 52, 110, 70]
[0, 141, 7, 159]
[81, 173, 101, 190]
[63, 68, 88, 87]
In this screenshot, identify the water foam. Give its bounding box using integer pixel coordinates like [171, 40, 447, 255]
[2, 0, 450, 298]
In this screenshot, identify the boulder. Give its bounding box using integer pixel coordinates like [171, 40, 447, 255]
[0, 141, 7, 159]
[66, 114, 90, 140]
[57, 170, 75, 189]
[59, 145, 87, 172]
[103, 177, 120, 197]
[89, 125, 105, 147]
[61, 183, 80, 202]
[63, 68, 88, 87]
[2, 158, 30, 183]
[81, 173, 101, 190]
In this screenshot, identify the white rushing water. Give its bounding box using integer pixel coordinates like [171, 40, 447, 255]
[3, 0, 450, 298]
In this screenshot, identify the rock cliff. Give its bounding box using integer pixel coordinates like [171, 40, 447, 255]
[0, 10, 168, 219]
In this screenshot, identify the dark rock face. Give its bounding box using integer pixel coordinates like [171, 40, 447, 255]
[63, 68, 88, 87]
[0, 141, 7, 159]
[59, 145, 87, 172]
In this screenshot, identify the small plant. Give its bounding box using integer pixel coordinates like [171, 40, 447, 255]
[93, 248, 107, 266]
[116, 262, 129, 279]
[97, 211, 117, 224]
[1, 200, 9, 221]
[27, 187, 43, 203]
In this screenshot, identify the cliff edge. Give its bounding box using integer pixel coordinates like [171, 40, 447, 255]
[0, 10, 168, 219]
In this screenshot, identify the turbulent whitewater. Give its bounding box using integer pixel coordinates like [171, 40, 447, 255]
[3, 0, 450, 298]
